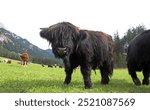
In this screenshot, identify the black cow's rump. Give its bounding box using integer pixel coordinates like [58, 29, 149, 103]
[40, 22, 113, 89]
[127, 30, 150, 85]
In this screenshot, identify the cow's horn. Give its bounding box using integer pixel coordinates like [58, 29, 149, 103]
[40, 28, 48, 30]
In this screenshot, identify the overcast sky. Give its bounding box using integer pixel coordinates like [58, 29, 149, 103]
[0, 0, 150, 49]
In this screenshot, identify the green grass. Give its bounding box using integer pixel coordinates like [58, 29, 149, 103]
[0, 57, 149, 93]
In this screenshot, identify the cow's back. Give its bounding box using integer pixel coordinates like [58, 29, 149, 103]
[79, 30, 113, 73]
[20, 53, 29, 61]
[127, 30, 150, 70]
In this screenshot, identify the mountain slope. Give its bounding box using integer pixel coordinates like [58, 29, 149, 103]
[0, 27, 54, 59]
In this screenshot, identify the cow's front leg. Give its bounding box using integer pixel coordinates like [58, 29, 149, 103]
[64, 68, 73, 85]
[63, 57, 73, 85]
[81, 65, 92, 89]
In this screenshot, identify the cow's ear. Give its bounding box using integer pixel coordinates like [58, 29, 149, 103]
[78, 30, 87, 41]
[72, 30, 87, 45]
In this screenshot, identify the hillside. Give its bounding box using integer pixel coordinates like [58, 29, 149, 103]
[0, 27, 54, 59]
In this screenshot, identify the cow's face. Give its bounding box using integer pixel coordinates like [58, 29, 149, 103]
[40, 28, 74, 58]
[40, 22, 82, 59]
[51, 33, 74, 58]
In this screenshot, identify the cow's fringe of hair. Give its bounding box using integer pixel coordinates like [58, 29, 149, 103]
[47, 22, 80, 42]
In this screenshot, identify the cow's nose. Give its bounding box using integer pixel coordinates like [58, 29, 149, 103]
[57, 47, 67, 56]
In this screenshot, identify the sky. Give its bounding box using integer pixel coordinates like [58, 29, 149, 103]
[0, 0, 150, 50]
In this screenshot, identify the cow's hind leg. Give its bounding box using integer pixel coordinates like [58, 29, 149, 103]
[80, 65, 92, 89]
[64, 68, 73, 85]
[142, 69, 149, 85]
[128, 67, 141, 85]
[100, 61, 111, 85]
[100, 67, 109, 85]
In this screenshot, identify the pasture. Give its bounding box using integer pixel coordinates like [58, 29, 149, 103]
[0, 57, 149, 93]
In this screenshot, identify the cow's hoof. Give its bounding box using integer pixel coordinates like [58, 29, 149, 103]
[101, 82, 109, 85]
[85, 86, 92, 89]
[101, 79, 109, 85]
[64, 81, 70, 85]
[142, 79, 149, 85]
[133, 79, 141, 86]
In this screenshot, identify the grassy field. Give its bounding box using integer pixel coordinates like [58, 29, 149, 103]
[0, 57, 150, 93]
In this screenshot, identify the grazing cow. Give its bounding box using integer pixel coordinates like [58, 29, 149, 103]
[127, 30, 150, 85]
[3, 59, 11, 64]
[40, 22, 113, 89]
[41, 64, 45, 67]
[20, 53, 29, 66]
[54, 64, 57, 68]
[48, 65, 53, 68]
[7, 60, 11, 64]
[59, 65, 63, 68]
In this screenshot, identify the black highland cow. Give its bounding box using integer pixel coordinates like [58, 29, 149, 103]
[127, 30, 150, 85]
[40, 22, 113, 89]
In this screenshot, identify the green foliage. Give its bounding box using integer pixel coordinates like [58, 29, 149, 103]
[113, 53, 126, 68]
[0, 59, 149, 93]
[122, 24, 145, 44]
[113, 24, 146, 68]
[0, 47, 19, 60]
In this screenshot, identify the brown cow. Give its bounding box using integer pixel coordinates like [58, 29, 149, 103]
[20, 53, 29, 66]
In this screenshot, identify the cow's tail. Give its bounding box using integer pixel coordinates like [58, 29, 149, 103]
[108, 60, 113, 77]
[105, 57, 113, 77]
[107, 35, 113, 77]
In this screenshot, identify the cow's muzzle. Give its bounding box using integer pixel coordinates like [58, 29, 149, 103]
[56, 47, 68, 57]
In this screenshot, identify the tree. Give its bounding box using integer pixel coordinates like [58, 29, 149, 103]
[113, 31, 123, 54]
[113, 24, 146, 68]
[113, 31, 126, 68]
[122, 24, 145, 45]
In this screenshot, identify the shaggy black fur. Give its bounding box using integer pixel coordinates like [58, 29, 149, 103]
[40, 22, 113, 89]
[127, 30, 150, 85]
